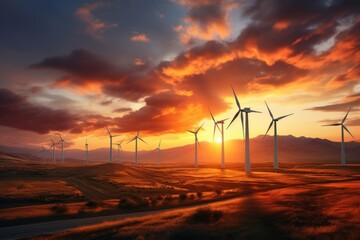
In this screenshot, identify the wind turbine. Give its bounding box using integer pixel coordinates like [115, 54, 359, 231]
[49, 139, 56, 165]
[128, 130, 147, 166]
[209, 108, 228, 169]
[40, 145, 47, 165]
[263, 101, 293, 170]
[85, 138, 89, 165]
[106, 127, 120, 163]
[113, 139, 125, 163]
[187, 123, 204, 168]
[57, 133, 65, 164]
[154, 140, 161, 165]
[227, 85, 261, 173]
[323, 107, 355, 165]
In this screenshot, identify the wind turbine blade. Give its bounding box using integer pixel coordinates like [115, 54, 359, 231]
[240, 111, 244, 138]
[263, 121, 274, 138]
[275, 113, 294, 121]
[322, 123, 341, 126]
[127, 137, 136, 144]
[158, 140, 161, 148]
[213, 124, 216, 141]
[249, 110, 262, 113]
[227, 110, 240, 129]
[138, 137, 148, 145]
[209, 108, 217, 124]
[231, 85, 241, 109]
[342, 107, 351, 124]
[219, 118, 229, 122]
[196, 122, 205, 133]
[113, 135, 121, 138]
[343, 125, 355, 139]
[106, 127, 111, 136]
[264, 101, 274, 119]
[187, 130, 195, 134]
[137, 129, 140, 137]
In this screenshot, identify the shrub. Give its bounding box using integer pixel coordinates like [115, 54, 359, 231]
[156, 195, 163, 201]
[215, 188, 223, 195]
[85, 200, 99, 208]
[189, 207, 223, 224]
[118, 196, 149, 210]
[165, 195, 173, 201]
[50, 203, 68, 214]
[196, 192, 203, 199]
[178, 193, 187, 201]
[189, 194, 195, 200]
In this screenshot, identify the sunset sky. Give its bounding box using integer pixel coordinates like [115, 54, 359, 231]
[0, 0, 359, 151]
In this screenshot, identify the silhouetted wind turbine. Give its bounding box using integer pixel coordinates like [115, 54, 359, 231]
[322, 107, 355, 165]
[113, 139, 124, 163]
[227, 85, 261, 173]
[106, 127, 120, 163]
[154, 140, 161, 165]
[263, 101, 293, 170]
[187, 123, 204, 168]
[209, 108, 228, 169]
[49, 139, 56, 165]
[40, 145, 47, 165]
[85, 138, 89, 165]
[57, 133, 65, 164]
[128, 130, 147, 166]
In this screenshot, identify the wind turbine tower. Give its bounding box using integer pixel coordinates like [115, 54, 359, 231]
[228, 86, 261, 173]
[49, 139, 56, 165]
[40, 145, 47, 165]
[187, 123, 204, 168]
[263, 101, 293, 170]
[128, 130, 147, 166]
[85, 138, 89, 165]
[57, 133, 65, 164]
[323, 108, 355, 165]
[154, 140, 161, 165]
[209, 109, 228, 168]
[106, 127, 120, 163]
[113, 139, 124, 163]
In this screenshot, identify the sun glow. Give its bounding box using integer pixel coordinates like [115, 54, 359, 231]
[216, 137, 222, 143]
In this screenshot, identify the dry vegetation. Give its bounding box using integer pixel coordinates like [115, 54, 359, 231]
[1, 158, 360, 239]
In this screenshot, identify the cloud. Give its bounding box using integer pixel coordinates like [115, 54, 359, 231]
[113, 107, 132, 113]
[75, 2, 116, 38]
[0, 88, 111, 134]
[174, 0, 236, 43]
[131, 33, 150, 42]
[307, 94, 360, 112]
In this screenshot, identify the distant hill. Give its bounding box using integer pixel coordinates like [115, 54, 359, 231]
[0, 135, 359, 165]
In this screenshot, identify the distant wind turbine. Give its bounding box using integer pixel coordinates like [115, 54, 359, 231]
[323, 107, 355, 165]
[49, 139, 56, 165]
[128, 130, 147, 166]
[85, 138, 89, 165]
[40, 145, 47, 165]
[106, 127, 120, 163]
[209, 108, 228, 169]
[154, 140, 161, 165]
[227, 85, 261, 173]
[57, 133, 65, 164]
[187, 122, 204, 168]
[263, 101, 293, 170]
[113, 139, 125, 163]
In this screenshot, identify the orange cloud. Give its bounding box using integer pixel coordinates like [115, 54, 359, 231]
[75, 2, 116, 38]
[131, 33, 150, 42]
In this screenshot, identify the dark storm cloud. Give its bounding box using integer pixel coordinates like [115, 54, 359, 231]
[30, 49, 121, 82]
[0, 88, 111, 134]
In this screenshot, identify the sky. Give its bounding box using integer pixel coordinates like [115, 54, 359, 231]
[0, 0, 360, 151]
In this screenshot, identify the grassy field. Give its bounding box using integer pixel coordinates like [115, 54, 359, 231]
[1, 158, 360, 239]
